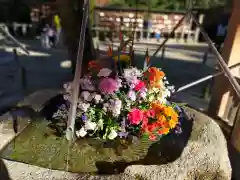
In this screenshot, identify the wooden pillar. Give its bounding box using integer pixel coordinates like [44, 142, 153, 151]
[194, 14, 204, 43]
[208, 1, 240, 125]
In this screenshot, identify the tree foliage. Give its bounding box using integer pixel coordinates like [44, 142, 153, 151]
[107, 0, 228, 10]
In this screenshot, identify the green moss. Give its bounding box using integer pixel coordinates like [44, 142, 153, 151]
[1, 120, 154, 173]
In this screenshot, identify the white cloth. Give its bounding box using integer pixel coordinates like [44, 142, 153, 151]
[48, 28, 55, 37]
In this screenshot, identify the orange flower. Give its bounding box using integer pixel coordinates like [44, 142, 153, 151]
[157, 128, 170, 135]
[163, 106, 170, 116]
[157, 114, 167, 124]
[164, 106, 178, 119]
[168, 119, 177, 129]
[151, 103, 164, 113]
[145, 67, 165, 88]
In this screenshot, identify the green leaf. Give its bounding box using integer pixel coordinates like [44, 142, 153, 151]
[142, 133, 149, 140]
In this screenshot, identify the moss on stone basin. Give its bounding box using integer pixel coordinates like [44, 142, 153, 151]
[0, 119, 158, 173]
[0, 111, 192, 174]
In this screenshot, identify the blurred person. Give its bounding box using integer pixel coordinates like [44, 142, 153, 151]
[215, 18, 228, 52]
[41, 24, 50, 49]
[48, 25, 56, 48]
[53, 13, 62, 46]
[155, 29, 161, 42]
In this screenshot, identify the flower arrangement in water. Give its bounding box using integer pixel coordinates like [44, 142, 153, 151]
[57, 61, 183, 141]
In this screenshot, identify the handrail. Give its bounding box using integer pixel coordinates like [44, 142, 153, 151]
[175, 63, 240, 93]
[151, 12, 188, 59]
[0, 25, 30, 55]
[190, 11, 240, 98]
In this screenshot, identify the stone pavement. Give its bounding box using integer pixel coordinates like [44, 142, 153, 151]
[0, 39, 72, 111]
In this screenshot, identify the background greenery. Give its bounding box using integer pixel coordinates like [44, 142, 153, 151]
[105, 0, 228, 10]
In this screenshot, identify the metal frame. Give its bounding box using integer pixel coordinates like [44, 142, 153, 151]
[148, 10, 240, 97]
[66, 0, 89, 141]
[0, 25, 30, 55]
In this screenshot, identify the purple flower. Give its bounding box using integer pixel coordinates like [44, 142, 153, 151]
[128, 90, 136, 101]
[139, 88, 147, 99]
[118, 131, 129, 138]
[121, 118, 127, 128]
[175, 105, 182, 113]
[82, 114, 87, 121]
[175, 126, 182, 134]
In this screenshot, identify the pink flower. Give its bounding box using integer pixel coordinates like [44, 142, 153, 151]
[146, 109, 155, 118]
[98, 78, 119, 94]
[134, 80, 145, 91]
[128, 108, 145, 125]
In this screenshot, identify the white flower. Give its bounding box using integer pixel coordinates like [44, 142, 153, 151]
[139, 91, 147, 99]
[103, 103, 109, 112]
[76, 127, 87, 137]
[81, 91, 92, 101]
[123, 68, 141, 83]
[164, 89, 171, 97]
[125, 68, 142, 77]
[97, 68, 112, 77]
[168, 85, 175, 91]
[80, 77, 96, 91]
[148, 94, 155, 102]
[128, 90, 136, 101]
[63, 82, 72, 93]
[78, 102, 90, 112]
[93, 94, 102, 103]
[164, 81, 169, 85]
[108, 129, 118, 140]
[116, 78, 122, 88]
[110, 99, 122, 117]
[85, 121, 97, 131]
[63, 94, 71, 101]
[97, 119, 104, 130]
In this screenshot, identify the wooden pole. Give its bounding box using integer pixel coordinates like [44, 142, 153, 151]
[208, 0, 240, 120]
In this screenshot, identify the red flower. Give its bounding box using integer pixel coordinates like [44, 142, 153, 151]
[128, 108, 145, 125]
[146, 109, 155, 118]
[149, 134, 157, 140]
[147, 123, 157, 132]
[141, 117, 149, 131]
[134, 80, 145, 91]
